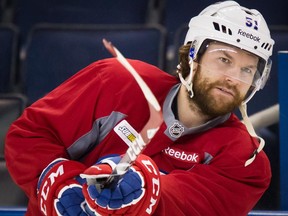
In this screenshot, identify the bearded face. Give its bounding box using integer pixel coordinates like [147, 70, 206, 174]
[187, 42, 259, 117]
[191, 69, 244, 117]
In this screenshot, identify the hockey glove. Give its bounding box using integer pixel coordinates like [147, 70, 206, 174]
[81, 154, 161, 216]
[37, 158, 88, 216]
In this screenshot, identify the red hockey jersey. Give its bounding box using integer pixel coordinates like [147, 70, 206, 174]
[5, 58, 271, 215]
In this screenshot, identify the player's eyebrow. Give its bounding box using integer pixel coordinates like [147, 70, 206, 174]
[221, 49, 233, 59]
[220, 49, 258, 69]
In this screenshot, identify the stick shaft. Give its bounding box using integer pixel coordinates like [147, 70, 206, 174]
[102, 39, 163, 187]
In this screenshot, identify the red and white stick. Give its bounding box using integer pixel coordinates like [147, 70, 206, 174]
[102, 39, 163, 186]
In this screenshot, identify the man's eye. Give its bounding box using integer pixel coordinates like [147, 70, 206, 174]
[219, 57, 230, 64]
[241, 67, 253, 74]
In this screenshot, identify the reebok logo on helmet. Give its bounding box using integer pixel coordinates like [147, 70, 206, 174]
[238, 29, 260, 42]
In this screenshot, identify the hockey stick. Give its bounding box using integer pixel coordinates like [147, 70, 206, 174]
[102, 38, 163, 143]
[99, 39, 163, 187]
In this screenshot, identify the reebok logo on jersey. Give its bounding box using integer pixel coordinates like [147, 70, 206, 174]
[238, 29, 260, 42]
[163, 147, 200, 163]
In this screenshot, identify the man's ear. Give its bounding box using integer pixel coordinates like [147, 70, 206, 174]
[193, 61, 198, 72]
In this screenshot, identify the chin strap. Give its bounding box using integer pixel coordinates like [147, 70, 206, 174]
[177, 62, 194, 98]
[177, 43, 197, 98]
[239, 103, 265, 167]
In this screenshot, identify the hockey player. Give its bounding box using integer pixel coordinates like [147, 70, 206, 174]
[5, 1, 274, 215]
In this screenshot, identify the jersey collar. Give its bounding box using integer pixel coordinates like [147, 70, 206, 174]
[163, 84, 230, 141]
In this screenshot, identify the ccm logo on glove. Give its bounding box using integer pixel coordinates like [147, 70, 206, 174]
[141, 158, 160, 214]
[39, 164, 63, 205]
[37, 158, 86, 216]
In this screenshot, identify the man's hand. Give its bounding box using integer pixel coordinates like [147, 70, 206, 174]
[81, 154, 161, 216]
[53, 177, 87, 215]
[37, 158, 88, 216]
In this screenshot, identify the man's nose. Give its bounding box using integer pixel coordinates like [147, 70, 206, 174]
[223, 67, 242, 84]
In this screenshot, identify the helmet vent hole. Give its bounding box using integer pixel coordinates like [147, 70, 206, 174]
[228, 29, 232, 35]
[213, 22, 232, 35]
[244, 10, 253, 16]
[222, 25, 227, 33]
[213, 22, 220, 31]
[261, 43, 272, 51]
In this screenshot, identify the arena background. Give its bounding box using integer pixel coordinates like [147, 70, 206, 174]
[0, 0, 287, 215]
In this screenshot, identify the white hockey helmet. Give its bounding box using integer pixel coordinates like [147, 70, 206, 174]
[182, 0, 274, 104]
[180, 1, 275, 166]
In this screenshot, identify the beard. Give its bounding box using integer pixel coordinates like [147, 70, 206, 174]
[190, 71, 244, 117]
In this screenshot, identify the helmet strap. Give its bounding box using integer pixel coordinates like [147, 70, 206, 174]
[178, 60, 194, 98]
[239, 103, 265, 166]
[178, 42, 197, 98]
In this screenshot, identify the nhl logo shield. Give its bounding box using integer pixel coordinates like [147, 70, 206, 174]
[169, 122, 184, 138]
